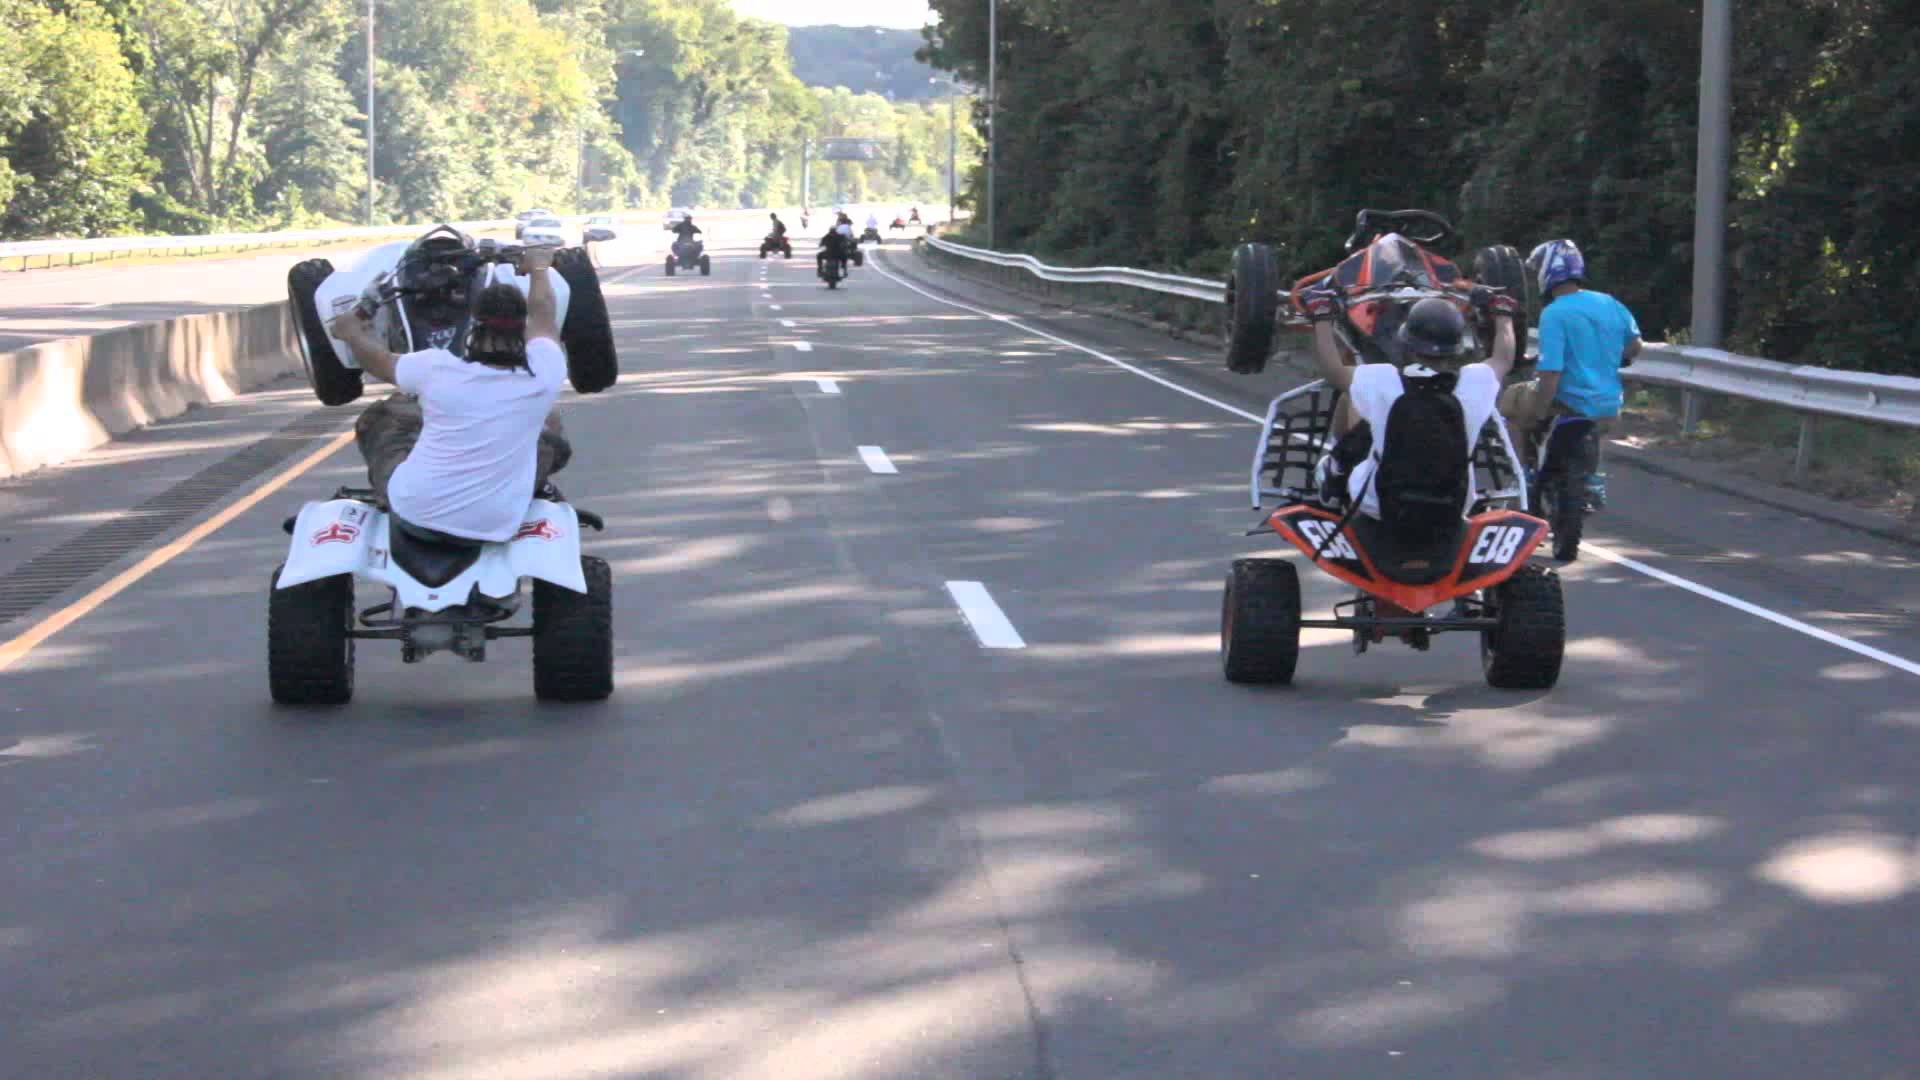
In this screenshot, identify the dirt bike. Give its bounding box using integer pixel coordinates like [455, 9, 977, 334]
[1522, 413, 1602, 562]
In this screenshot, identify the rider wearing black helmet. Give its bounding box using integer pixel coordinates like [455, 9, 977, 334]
[1304, 287, 1521, 521]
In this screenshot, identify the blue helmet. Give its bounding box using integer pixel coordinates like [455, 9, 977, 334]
[1527, 239, 1586, 297]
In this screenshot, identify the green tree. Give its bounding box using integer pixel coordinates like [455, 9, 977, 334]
[1, 0, 153, 239]
[138, 0, 340, 222]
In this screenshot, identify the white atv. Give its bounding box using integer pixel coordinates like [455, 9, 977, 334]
[271, 225, 619, 704]
[271, 485, 612, 704]
[285, 223, 618, 406]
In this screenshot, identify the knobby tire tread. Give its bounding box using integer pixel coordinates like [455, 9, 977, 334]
[533, 556, 614, 702]
[268, 566, 354, 705]
[1221, 558, 1301, 685]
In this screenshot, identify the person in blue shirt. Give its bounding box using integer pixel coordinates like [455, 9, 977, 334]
[1501, 239, 1643, 507]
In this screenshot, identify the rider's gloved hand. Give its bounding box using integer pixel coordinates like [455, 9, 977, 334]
[1470, 285, 1521, 320]
[1300, 284, 1343, 323]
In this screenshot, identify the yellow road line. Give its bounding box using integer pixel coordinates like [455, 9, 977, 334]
[0, 428, 356, 674]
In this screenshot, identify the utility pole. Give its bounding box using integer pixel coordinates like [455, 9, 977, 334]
[365, 0, 375, 225]
[1690, 0, 1731, 349]
[1686, 0, 1732, 432]
[801, 137, 812, 219]
[987, 0, 997, 248]
[948, 92, 957, 225]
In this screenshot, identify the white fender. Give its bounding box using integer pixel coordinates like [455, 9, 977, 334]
[311, 244, 572, 367]
[505, 500, 588, 593]
[276, 499, 586, 614]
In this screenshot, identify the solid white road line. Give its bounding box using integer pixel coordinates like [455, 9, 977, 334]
[817, 379, 841, 394]
[858, 445, 898, 474]
[1584, 543, 1920, 678]
[794, 341, 814, 352]
[868, 253, 1920, 680]
[945, 581, 1027, 649]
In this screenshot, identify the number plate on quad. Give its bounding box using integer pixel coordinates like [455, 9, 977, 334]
[1267, 504, 1548, 612]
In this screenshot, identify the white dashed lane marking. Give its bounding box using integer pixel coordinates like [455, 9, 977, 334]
[945, 581, 1026, 649]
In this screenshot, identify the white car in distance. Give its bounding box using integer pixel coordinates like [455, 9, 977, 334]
[519, 215, 567, 247]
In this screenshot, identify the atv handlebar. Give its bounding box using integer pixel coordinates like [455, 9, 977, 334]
[1344, 208, 1456, 251]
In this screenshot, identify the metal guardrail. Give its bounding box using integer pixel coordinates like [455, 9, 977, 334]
[925, 235, 1227, 303]
[923, 234, 1920, 479]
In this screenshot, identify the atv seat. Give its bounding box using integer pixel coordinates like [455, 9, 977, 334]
[391, 517, 484, 588]
[1352, 515, 1464, 586]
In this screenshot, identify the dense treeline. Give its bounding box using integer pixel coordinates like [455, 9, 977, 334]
[0, 0, 976, 240]
[921, 0, 1920, 371]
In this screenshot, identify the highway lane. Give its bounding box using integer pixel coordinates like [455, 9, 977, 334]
[1, 234, 1917, 1077]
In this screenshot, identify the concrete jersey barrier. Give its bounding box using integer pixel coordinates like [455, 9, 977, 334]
[0, 300, 301, 478]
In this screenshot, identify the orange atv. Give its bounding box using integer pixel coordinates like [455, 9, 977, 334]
[1220, 382, 1565, 690]
[1224, 208, 1530, 375]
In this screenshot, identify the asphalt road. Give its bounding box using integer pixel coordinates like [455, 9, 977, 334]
[2, 222, 1918, 1078]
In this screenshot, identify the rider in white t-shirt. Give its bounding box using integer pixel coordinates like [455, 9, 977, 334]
[1302, 286, 1522, 517]
[328, 245, 571, 542]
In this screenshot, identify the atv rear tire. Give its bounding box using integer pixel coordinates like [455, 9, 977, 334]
[533, 556, 613, 702]
[1221, 558, 1301, 685]
[699, 254, 711, 276]
[268, 566, 355, 705]
[287, 259, 364, 407]
[553, 247, 618, 394]
[664, 257, 676, 277]
[1225, 243, 1280, 375]
[1472, 245, 1530, 362]
[1481, 565, 1564, 690]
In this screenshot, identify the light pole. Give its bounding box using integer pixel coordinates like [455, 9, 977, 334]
[365, 0, 375, 225]
[987, 0, 997, 248]
[1685, 0, 1731, 433]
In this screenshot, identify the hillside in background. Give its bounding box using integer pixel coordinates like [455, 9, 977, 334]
[787, 26, 943, 101]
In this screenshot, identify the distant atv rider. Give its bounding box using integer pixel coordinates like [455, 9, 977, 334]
[671, 215, 703, 246]
[767, 212, 787, 240]
[327, 245, 571, 542]
[1306, 284, 1523, 530]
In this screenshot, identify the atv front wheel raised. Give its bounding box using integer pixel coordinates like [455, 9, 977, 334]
[287, 259, 364, 406]
[268, 567, 355, 705]
[533, 556, 613, 702]
[1221, 557, 1301, 684]
[553, 247, 618, 394]
[1225, 243, 1280, 375]
[1472, 245, 1530, 361]
[1481, 564, 1565, 690]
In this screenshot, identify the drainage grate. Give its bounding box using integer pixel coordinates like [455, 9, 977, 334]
[0, 407, 353, 629]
